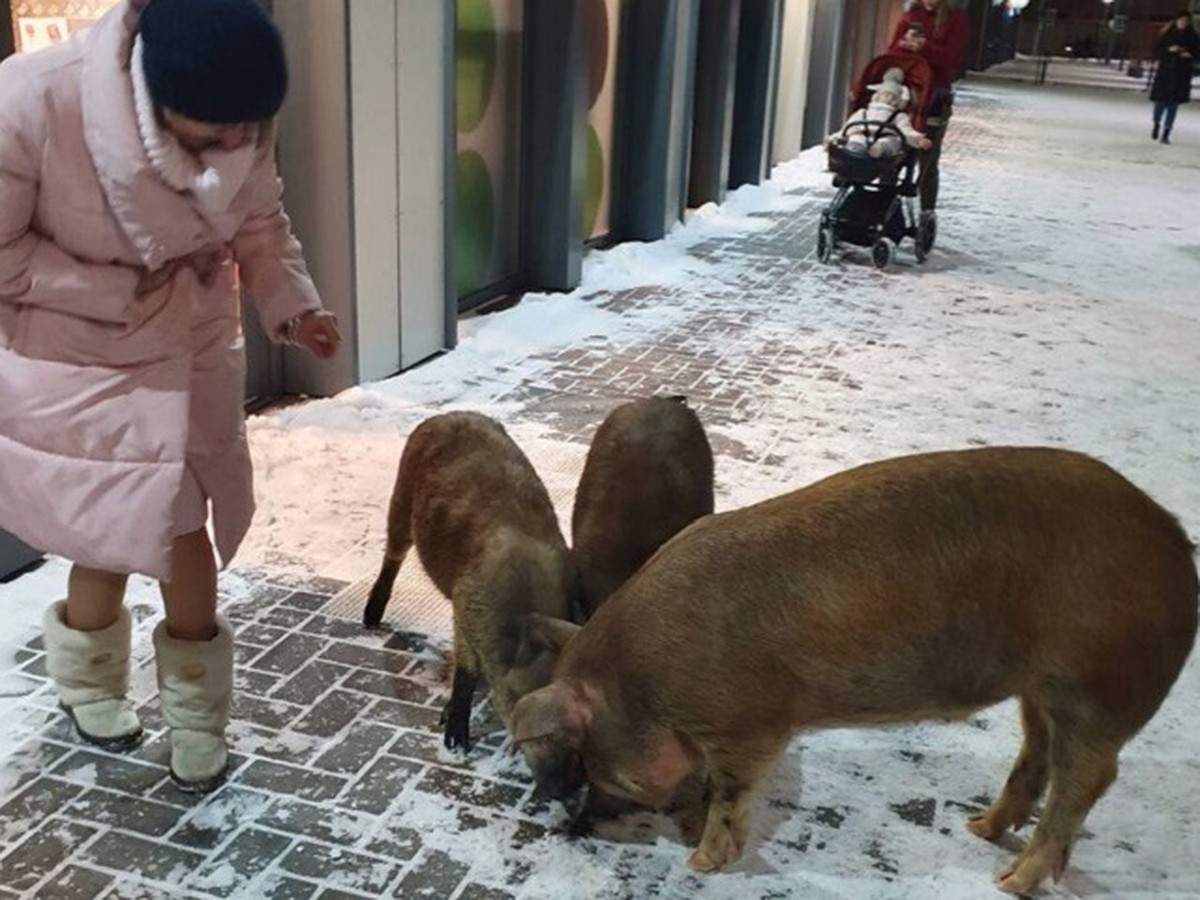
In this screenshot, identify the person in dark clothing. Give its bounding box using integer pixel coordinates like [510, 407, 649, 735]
[888, 0, 969, 210]
[1150, 12, 1200, 144]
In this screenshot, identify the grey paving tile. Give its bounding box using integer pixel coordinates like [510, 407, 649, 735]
[237, 760, 347, 804]
[226, 724, 325, 767]
[269, 661, 350, 707]
[311, 723, 396, 775]
[102, 879, 204, 899]
[338, 757, 423, 816]
[65, 787, 188, 837]
[0, 819, 97, 893]
[456, 886, 516, 900]
[251, 634, 334, 676]
[0, 739, 73, 801]
[36, 863, 114, 899]
[380, 631, 435, 655]
[52, 750, 168, 794]
[290, 689, 371, 738]
[234, 666, 284, 697]
[191, 827, 294, 897]
[318, 641, 415, 675]
[360, 827, 422, 863]
[281, 586, 345, 608]
[3, 774, 85, 829]
[368, 698, 441, 732]
[278, 841, 400, 895]
[166, 785, 275, 851]
[232, 693, 305, 732]
[237, 622, 293, 647]
[385, 730, 472, 770]
[252, 604, 319, 630]
[13, 647, 36, 665]
[392, 849, 470, 899]
[256, 797, 378, 847]
[341, 669, 433, 706]
[255, 875, 319, 900]
[415, 768, 527, 812]
[221, 582, 294, 616]
[312, 890, 373, 900]
[298, 615, 381, 642]
[78, 830, 205, 885]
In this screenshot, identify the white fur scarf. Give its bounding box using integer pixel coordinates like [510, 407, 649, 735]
[130, 35, 257, 216]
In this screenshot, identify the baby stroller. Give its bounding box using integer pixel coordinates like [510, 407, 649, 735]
[817, 53, 937, 270]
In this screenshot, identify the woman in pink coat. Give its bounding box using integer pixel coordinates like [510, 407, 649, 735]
[0, 0, 340, 792]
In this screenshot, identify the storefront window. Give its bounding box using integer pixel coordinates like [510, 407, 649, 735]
[10, 0, 118, 53]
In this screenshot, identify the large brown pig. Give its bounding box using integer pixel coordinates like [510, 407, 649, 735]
[511, 447, 1198, 895]
[363, 412, 579, 750]
[571, 396, 714, 620]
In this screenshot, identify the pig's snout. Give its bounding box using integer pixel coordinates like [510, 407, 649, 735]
[531, 750, 586, 802]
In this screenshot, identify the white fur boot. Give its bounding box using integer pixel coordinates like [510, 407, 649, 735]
[43, 600, 143, 750]
[154, 616, 233, 794]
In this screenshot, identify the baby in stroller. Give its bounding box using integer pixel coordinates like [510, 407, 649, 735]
[816, 53, 939, 270]
[829, 67, 931, 159]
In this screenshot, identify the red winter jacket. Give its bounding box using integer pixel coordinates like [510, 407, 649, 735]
[888, 3, 969, 92]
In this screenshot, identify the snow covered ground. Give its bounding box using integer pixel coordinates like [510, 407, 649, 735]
[1, 76, 1199, 899]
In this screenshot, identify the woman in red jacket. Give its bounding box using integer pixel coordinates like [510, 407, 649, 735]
[889, 0, 968, 211]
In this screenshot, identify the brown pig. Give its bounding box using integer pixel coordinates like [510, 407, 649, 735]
[363, 412, 579, 751]
[510, 447, 1198, 895]
[571, 396, 715, 620]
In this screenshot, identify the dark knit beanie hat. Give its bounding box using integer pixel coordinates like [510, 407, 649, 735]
[138, 0, 288, 124]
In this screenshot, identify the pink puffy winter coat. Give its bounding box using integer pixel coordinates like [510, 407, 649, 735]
[0, 2, 323, 579]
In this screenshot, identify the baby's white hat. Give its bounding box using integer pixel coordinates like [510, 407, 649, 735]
[868, 67, 911, 106]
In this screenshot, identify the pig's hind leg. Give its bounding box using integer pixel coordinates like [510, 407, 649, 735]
[994, 705, 1123, 895]
[968, 696, 1051, 840]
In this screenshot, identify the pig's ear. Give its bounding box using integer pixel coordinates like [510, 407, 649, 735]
[511, 682, 590, 750]
[525, 614, 582, 654]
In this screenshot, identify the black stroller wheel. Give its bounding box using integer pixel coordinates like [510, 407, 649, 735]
[872, 237, 895, 270]
[915, 210, 937, 262]
[817, 224, 835, 264]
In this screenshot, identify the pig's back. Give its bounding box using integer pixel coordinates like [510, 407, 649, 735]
[403, 413, 566, 586]
[575, 447, 1197, 732]
[572, 398, 715, 615]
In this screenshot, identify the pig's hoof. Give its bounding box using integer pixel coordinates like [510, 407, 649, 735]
[995, 848, 1057, 895]
[967, 812, 1005, 842]
[689, 828, 741, 872]
[443, 716, 471, 752]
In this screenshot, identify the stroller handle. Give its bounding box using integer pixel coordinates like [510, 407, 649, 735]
[839, 119, 907, 142]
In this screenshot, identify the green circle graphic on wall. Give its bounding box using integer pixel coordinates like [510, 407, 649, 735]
[456, 0, 497, 134]
[456, 150, 496, 296]
[583, 124, 604, 239]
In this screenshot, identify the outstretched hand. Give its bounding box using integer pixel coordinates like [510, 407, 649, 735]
[287, 310, 342, 359]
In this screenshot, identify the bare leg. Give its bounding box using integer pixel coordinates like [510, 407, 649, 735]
[66, 565, 127, 631]
[969, 696, 1051, 839]
[158, 528, 218, 641]
[996, 717, 1122, 895]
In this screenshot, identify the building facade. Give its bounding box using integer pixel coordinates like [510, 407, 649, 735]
[2, 0, 1021, 407]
